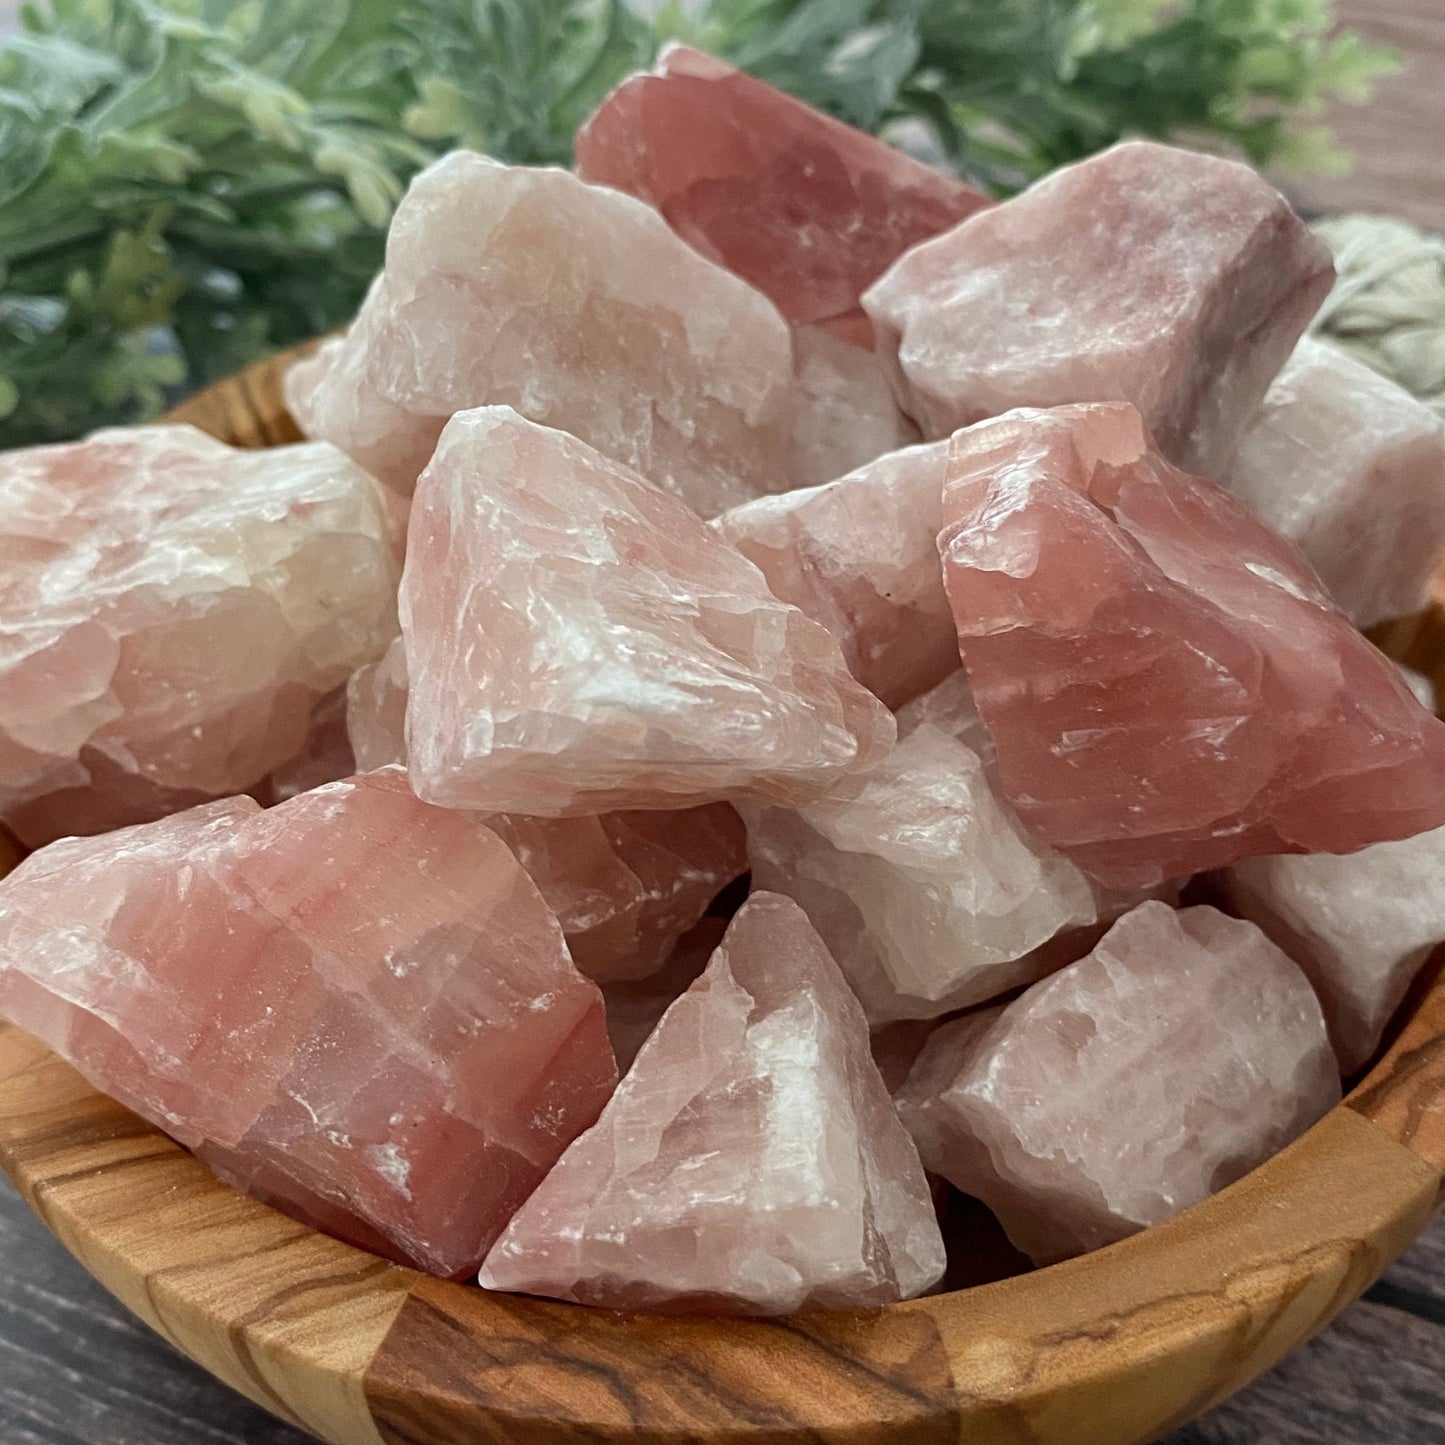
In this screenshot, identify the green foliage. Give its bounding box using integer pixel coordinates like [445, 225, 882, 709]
[0, 0, 1396, 445]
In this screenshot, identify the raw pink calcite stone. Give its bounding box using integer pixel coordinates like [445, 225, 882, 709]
[346, 638, 747, 981]
[893, 1006, 1003, 1165]
[0, 771, 618, 1278]
[576, 45, 990, 343]
[939, 403, 1445, 888]
[0, 425, 399, 848]
[290, 151, 809, 514]
[479, 892, 945, 1314]
[790, 325, 921, 488]
[741, 671, 1115, 1024]
[715, 439, 954, 707]
[897, 903, 1340, 1263]
[1225, 338, 1445, 627]
[1224, 826, 1445, 1072]
[401, 407, 893, 816]
[864, 140, 1334, 477]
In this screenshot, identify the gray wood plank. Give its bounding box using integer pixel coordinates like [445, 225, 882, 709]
[0, 1179, 312, 1445]
[1165, 1301, 1445, 1445]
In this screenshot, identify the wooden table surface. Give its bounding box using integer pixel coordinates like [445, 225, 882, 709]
[3, 1, 1445, 1442]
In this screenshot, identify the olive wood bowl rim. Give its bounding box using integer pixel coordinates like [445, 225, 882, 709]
[0, 345, 1441, 1445]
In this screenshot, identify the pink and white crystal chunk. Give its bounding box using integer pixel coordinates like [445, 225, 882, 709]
[741, 673, 1109, 1024]
[0, 771, 618, 1278]
[1225, 337, 1445, 627]
[479, 892, 945, 1313]
[864, 140, 1334, 476]
[1224, 827, 1445, 1073]
[401, 406, 893, 817]
[577, 45, 990, 344]
[896, 903, 1340, 1263]
[0, 425, 398, 847]
[939, 402, 1445, 887]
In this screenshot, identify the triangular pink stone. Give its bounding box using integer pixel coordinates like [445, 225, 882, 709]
[939, 403, 1445, 887]
[401, 407, 894, 817]
[479, 892, 945, 1314]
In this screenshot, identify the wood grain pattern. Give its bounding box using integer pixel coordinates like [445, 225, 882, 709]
[1, 345, 1444, 1445]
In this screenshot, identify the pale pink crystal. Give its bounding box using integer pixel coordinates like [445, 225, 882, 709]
[1224, 826, 1445, 1072]
[576, 45, 990, 343]
[939, 403, 1445, 888]
[346, 638, 747, 981]
[479, 892, 945, 1314]
[290, 152, 806, 514]
[1225, 338, 1445, 627]
[402, 407, 893, 816]
[790, 326, 921, 487]
[897, 903, 1340, 1263]
[602, 916, 728, 1073]
[0, 425, 399, 848]
[742, 671, 1117, 1024]
[864, 140, 1334, 477]
[715, 439, 954, 706]
[0, 771, 617, 1277]
[893, 1006, 1003, 1165]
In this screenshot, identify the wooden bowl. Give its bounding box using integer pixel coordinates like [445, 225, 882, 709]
[1, 351, 1444, 1445]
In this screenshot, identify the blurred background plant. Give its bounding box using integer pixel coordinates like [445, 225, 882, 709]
[0, 0, 1397, 445]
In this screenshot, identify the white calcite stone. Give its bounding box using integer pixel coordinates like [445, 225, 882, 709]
[1226, 338, 1445, 627]
[897, 902, 1340, 1263]
[741, 672, 1109, 1024]
[1225, 827, 1445, 1072]
[479, 892, 945, 1314]
[0, 425, 399, 847]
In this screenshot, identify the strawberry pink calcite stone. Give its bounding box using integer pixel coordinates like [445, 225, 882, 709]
[346, 639, 747, 981]
[742, 672, 1113, 1024]
[1225, 338, 1445, 628]
[0, 771, 618, 1278]
[479, 893, 945, 1313]
[401, 406, 893, 817]
[939, 403, 1445, 888]
[864, 141, 1334, 477]
[715, 440, 954, 707]
[896, 903, 1340, 1263]
[0, 425, 399, 848]
[1224, 826, 1445, 1073]
[576, 45, 990, 344]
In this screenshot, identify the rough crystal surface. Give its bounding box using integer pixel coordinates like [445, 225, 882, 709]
[0, 425, 399, 847]
[743, 672, 1114, 1023]
[346, 636, 747, 980]
[939, 403, 1445, 887]
[262, 691, 355, 803]
[716, 440, 954, 707]
[0, 771, 618, 1278]
[576, 45, 989, 343]
[290, 151, 806, 514]
[479, 892, 945, 1313]
[864, 141, 1334, 477]
[897, 902, 1340, 1263]
[1224, 827, 1445, 1072]
[1225, 337, 1445, 627]
[790, 326, 921, 487]
[402, 407, 893, 817]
